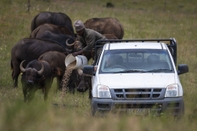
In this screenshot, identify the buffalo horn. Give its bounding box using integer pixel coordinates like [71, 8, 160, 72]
[20, 60, 26, 72]
[37, 63, 44, 75]
[66, 39, 75, 47]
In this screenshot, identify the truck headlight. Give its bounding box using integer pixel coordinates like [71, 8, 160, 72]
[97, 84, 111, 98]
[165, 84, 178, 97]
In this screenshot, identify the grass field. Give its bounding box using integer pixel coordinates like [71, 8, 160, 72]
[0, 0, 197, 130]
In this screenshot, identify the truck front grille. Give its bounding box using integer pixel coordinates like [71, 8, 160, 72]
[114, 103, 162, 109]
[112, 88, 165, 100]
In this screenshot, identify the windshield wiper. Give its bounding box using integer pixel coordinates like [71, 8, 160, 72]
[146, 69, 172, 72]
[115, 69, 147, 73]
[112, 69, 172, 73]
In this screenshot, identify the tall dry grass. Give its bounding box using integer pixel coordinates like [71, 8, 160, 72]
[0, 0, 196, 131]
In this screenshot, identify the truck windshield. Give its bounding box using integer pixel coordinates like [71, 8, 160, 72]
[99, 49, 174, 74]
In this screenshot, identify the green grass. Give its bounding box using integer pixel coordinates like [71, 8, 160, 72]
[0, 0, 197, 130]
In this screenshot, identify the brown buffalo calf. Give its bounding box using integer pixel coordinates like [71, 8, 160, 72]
[38, 51, 66, 90]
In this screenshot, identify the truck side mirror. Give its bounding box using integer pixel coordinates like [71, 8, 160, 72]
[83, 65, 94, 76]
[178, 64, 189, 75]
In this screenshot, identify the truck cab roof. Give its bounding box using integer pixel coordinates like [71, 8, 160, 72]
[103, 42, 168, 50]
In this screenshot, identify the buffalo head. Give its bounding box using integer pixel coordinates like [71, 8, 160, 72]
[73, 69, 90, 92]
[20, 60, 44, 85]
[66, 39, 82, 52]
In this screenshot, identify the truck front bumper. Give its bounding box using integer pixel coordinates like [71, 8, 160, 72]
[91, 97, 184, 116]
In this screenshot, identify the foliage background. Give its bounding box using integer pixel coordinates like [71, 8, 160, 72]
[0, 0, 196, 130]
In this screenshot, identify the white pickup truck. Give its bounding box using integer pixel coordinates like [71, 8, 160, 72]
[83, 38, 189, 117]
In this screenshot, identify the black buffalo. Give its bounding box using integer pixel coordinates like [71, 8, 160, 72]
[76, 72, 91, 93]
[30, 23, 75, 38]
[31, 11, 74, 35]
[20, 60, 56, 102]
[84, 17, 124, 39]
[69, 69, 83, 94]
[11, 38, 67, 88]
[31, 30, 76, 52]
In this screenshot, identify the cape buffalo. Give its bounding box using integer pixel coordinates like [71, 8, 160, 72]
[31, 30, 76, 51]
[84, 17, 124, 39]
[30, 23, 75, 38]
[39, 51, 83, 94]
[31, 11, 74, 34]
[38, 51, 66, 90]
[20, 60, 56, 102]
[11, 38, 67, 88]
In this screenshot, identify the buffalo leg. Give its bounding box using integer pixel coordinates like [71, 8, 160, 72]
[11, 59, 22, 88]
[27, 88, 37, 102]
[44, 82, 52, 101]
[57, 76, 63, 91]
[12, 67, 20, 88]
[23, 88, 27, 102]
